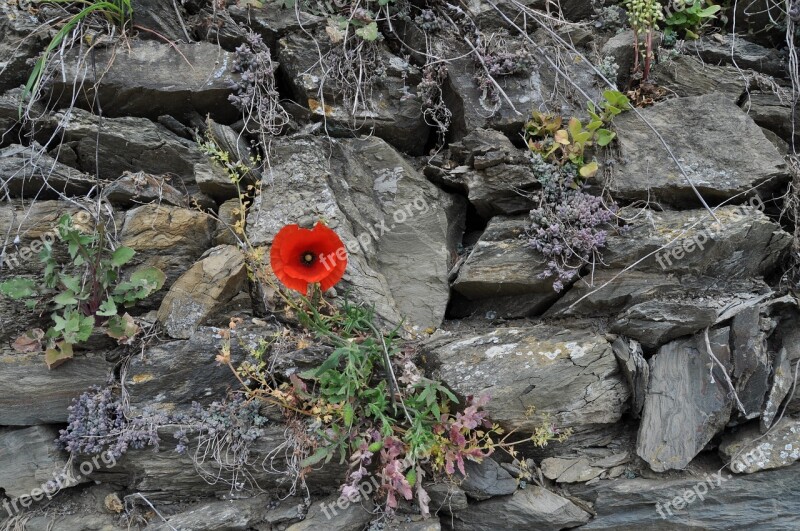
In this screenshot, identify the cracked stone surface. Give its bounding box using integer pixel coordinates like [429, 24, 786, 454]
[449, 486, 591, 530]
[49, 40, 239, 121]
[720, 417, 800, 473]
[424, 324, 630, 433]
[609, 94, 788, 205]
[450, 216, 559, 319]
[246, 135, 455, 329]
[120, 204, 216, 310]
[637, 328, 734, 472]
[45, 108, 211, 183]
[157, 245, 248, 339]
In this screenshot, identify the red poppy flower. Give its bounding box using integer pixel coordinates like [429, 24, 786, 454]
[270, 222, 348, 294]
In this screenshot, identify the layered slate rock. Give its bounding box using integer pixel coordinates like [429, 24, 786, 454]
[461, 0, 594, 30]
[744, 92, 799, 147]
[450, 216, 559, 318]
[92, 425, 346, 497]
[730, 306, 770, 419]
[49, 41, 239, 121]
[277, 33, 429, 154]
[124, 325, 271, 415]
[148, 495, 305, 531]
[0, 426, 82, 497]
[102, 171, 189, 208]
[569, 459, 800, 529]
[609, 94, 788, 205]
[0, 88, 28, 137]
[0, 351, 111, 425]
[434, 36, 597, 141]
[541, 457, 605, 484]
[285, 492, 374, 531]
[227, 4, 324, 48]
[719, 417, 800, 473]
[46, 108, 210, 184]
[130, 0, 189, 43]
[246, 135, 454, 329]
[636, 328, 733, 472]
[680, 34, 787, 78]
[546, 205, 790, 346]
[157, 245, 248, 339]
[611, 337, 648, 418]
[120, 204, 216, 309]
[0, 1, 46, 93]
[761, 348, 793, 431]
[650, 55, 747, 101]
[449, 487, 591, 531]
[457, 458, 518, 500]
[0, 144, 97, 198]
[425, 325, 630, 433]
[428, 129, 539, 217]
[600, 206, 790, 279]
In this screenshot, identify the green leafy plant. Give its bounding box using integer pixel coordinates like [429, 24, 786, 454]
[20, 0, 133, 116]
[663, 0, 721, 41]
[525, 90, 631, 178]
[0, 214, 164, 368]
[197, 125, 261, 244]
[623, 0, 664, 83]
[218, 295, 569, 515]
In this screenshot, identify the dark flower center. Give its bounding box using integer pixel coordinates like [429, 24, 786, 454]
[300, 251, 316, 267]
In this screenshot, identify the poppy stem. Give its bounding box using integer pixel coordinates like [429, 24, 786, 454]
[309, 282, 321, 308]
[365, 321, 413, 426]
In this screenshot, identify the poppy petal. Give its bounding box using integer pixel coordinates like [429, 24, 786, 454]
[270, 222, 348, 294]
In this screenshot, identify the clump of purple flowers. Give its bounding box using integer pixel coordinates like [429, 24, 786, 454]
[229, 31, 288, 137]
[58, 386, 269, 462]
[526, 155, 618, 292]
[174, 395, 269, 457]
[57, 386, 164, 460]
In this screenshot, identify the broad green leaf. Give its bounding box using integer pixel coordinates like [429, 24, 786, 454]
[580, 161, 599, 178]
[60, 275, 81, 293]
[53, 291, 78, 307]
[110, 246, 135, 267]
[67, 240, 80, 259]
[0, 278, 36, 299]
[698, 5, 721, 17]
[106, 313, 139, 342]
[567, 117, 583, 140]
[438, 385, 458, 404]
[554, 129, 570, 145]
[129, 266, 166, 291]
[75, 313, 94, 342]
[586, 119, 603, 132]
[602, 90, 631, 111]
[313, 348, 346, 376]
[300, 446, 331, 468]
[405, 468, 417, 487]
[343, 402, 354, 427]
[44, 341, 73, 370]
[596, 128, 616, 147]
[355, 22, 379, 41]
[669, 12, 687, 24]
[97, 298, 118, 317]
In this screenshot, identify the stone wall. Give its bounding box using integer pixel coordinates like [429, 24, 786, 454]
[1, 0, 799, 529]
